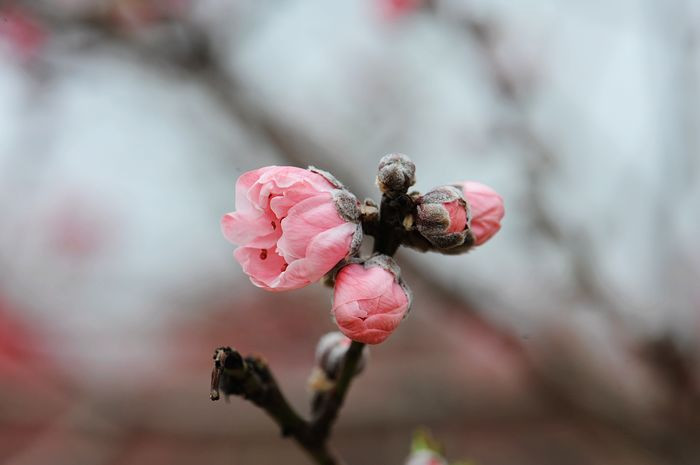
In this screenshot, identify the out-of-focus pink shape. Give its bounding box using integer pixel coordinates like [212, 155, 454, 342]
[47, 192, 113, 259]
[0, 297, 51, 380]
[222, 166, 360, 291]
[0, 6, 46, 61]
[379, 0, 422, 20]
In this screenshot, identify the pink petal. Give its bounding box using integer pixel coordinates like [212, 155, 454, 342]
[333, 265, 394, 307]
[233, 246, 289, 290]
[276, 193, 344, 262]
[462, 181, 505, 245]
[221, 210, 279, 248]
[234, 167, 274, 212]
[277, 222, 356, 288]
[444, 199, 467, 233]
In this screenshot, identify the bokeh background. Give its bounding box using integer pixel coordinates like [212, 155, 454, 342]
[1, 0, 699, 464]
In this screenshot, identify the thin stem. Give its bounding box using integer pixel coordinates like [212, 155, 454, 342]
[372, 193, 415, 256]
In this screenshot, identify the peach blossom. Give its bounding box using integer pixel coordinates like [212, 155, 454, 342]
[332, 257, 410, 344]
[222, 166, 362, 291]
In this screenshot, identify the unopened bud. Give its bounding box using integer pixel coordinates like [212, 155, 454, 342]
[332, 255, 412, 344]
[314, 331, 368, 380]
[377, 153, 416, 195]
[309, 332, 369, 393]
[415, 185, 469, 249]
[458, 181, 504, 246]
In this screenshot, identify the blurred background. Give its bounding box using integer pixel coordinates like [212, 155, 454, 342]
[1, 0, 699, 464]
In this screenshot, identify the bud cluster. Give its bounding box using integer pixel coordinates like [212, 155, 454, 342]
[218, 153, 504, 465]
[221, 154, 503, 346]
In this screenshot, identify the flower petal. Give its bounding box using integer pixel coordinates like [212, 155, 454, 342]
[277, 221, 356, 288]
[233, 246, 289, 290]
[276, 192, 344, 262]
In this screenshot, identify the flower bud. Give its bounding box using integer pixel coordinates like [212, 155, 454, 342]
[415, 185, 469, 249]
[459, 181, 504, 245]
[377, 153, 416, 195]
[332, 255, 411, 345]
[314, 331, 368, 380]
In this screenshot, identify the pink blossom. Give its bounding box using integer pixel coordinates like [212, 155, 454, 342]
[461, 181, 504, 246]
[332, 259, 410, 344]
[222, 166, 362, 291]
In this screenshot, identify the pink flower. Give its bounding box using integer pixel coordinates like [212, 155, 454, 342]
[332, 256, 410, 344]
[461, 181, 504, 246]
[222, 166, 362, 291]
[415, 185, 469, 249]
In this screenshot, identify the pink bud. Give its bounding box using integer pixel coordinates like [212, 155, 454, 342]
[221, 166, 362, 291]
[332, 256, 411, 345]
[415, 186, 469, 249]
[460, 181, 504, 246]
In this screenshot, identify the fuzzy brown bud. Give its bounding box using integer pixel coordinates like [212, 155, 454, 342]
[376, 153, 416, 196]
[415, 185, 469, 249]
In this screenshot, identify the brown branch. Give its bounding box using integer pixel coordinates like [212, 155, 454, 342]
[211, 347, 342, 465]
[210, 342, 366, 465]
